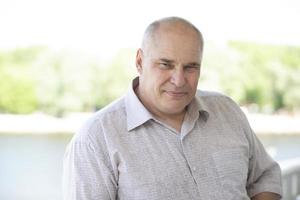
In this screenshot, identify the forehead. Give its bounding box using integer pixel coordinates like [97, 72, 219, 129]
[147, 26, 202, 61]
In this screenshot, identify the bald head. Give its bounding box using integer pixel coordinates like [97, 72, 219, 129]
[141, 17, 204, 53]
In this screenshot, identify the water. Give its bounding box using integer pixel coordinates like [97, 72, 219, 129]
[0, 133, 300, 200]
[0, 134, 71, 200]
[258, 134, 300, 161]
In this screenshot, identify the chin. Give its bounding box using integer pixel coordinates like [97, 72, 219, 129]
[163, 105, 186, 115]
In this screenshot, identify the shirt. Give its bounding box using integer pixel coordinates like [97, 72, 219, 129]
[63, 77, 282, 200]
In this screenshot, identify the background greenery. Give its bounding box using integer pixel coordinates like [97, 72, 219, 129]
[0, 42, 299, 116]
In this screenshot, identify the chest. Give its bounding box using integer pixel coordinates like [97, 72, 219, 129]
[110, 121, 250, 200]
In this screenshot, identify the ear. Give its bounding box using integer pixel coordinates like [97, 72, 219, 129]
[136, 48, 143, 75]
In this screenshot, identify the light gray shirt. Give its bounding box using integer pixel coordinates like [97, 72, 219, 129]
[63, 78, 282, 200]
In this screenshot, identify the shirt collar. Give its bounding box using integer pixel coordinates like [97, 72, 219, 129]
[125, 77, 153, 131]
[181, 93, 210, 131]
[194, 90, 210, 122]
[125, 77, 210, 131]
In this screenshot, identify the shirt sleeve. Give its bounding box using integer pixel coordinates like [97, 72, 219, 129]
[239, 118, 283, 197]
[63, 131, 118, 200]
[223, 95, 283, 198]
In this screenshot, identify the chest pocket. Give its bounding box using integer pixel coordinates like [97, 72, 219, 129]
[212, 148, 250, 199]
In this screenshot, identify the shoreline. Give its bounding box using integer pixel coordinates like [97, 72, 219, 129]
[245, 112, 300, 135]
[0, 113, 91, 135]
[0, 112, 300, 135]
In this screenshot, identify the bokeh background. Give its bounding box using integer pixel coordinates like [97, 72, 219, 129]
[0, 0, 300, 199]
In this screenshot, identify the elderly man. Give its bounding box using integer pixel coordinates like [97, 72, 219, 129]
[63, 17, 282, 200]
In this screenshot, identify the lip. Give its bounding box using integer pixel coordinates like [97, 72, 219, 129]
[165, 91, 187, 98]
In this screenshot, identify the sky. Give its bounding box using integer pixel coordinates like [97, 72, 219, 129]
[1, 0, 300, 56]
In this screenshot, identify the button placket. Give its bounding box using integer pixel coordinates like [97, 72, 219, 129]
[192, 166, 197, 171]
[180, 138, 198, 180]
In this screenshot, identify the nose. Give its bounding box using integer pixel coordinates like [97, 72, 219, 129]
[170, 68, 186, 87]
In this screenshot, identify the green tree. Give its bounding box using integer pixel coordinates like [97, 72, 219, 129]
[0, 47, 44, 113]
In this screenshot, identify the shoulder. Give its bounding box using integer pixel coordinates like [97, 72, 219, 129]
[196, 90, 254, 142]
[196, 90, 239, 108]
[196, 90, 246, 121]
[94, 96, 126, 121]
[196, 90, 225, 97]
[74, 96, 127, 142]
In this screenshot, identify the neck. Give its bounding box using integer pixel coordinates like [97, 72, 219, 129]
[155, 110, 186, 133]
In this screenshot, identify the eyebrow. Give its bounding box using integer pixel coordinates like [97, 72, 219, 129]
[157, 58, 200, 68]
[159, 58, 175, 63]
[185, 62, 200, 67]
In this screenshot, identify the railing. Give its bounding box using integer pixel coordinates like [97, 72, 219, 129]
[280, 157, 300, 200]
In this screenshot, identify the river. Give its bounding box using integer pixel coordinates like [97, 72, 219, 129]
[0, 133, 299, 200]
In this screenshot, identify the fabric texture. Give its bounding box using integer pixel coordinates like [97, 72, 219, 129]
[63, 77, 282, 200]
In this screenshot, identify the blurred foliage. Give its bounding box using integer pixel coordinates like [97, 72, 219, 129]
[0, 47, 44, 113]
[230, 42, 300, 112]
[0, 41, 299, 116]
[202, 42, 300, 113]
[31, 48, 135, 117]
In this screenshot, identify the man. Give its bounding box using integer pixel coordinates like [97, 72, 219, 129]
[63, 17, 282, 200]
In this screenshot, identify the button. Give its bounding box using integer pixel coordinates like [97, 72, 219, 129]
[192, 166, 197, 171]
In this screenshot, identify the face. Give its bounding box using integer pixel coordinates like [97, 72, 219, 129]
[136, 24, 203, 118]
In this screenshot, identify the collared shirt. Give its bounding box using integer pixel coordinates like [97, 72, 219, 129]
[63, 78, 282, 200]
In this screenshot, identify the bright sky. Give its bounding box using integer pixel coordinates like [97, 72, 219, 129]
[1, 0, 300, 56]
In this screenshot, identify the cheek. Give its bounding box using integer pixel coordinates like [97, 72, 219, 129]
[187, 75, 199, 89]
[144, 74, 160, 94]
[151, 70, 170, 88]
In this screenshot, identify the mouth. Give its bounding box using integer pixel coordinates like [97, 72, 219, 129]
[165, 91, 187, 98]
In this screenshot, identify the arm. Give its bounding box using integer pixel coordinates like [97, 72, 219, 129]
[251, 192, 281, 200]
[226, 97, 282, 198]
[246, 131, 282, 198]
[63, 134, 118, 200]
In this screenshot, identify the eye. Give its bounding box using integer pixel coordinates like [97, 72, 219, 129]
[159, 62, 173, 69]
[184, 65, 199, 72]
